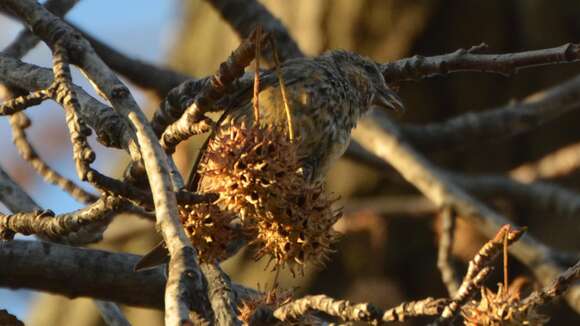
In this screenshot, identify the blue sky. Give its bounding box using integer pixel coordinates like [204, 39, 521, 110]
[0, 0, 179, 319]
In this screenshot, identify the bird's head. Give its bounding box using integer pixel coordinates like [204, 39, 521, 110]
[327, 50, 405, 114]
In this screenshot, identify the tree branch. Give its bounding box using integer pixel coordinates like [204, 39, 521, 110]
[271, 294, 447, 324]
[0, 240, 259, 310]
[0, 55, 137, 155]
[400, 72, 580, 151]
[381, 43, 580, 83]
[204, 0, 303, 63]
[510, 141, 580, 182]
[0, 196, 133, 245]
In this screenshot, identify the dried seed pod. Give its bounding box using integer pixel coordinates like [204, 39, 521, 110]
[178, 203, 237, 263]
[199, 123, 341, 272]
[462, 283, 549, 326]
[252, 183, 341, 274]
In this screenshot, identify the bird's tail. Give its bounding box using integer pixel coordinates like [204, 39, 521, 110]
[134, 241, 169, 271]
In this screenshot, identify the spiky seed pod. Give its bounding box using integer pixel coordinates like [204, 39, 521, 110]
[462, 284, 549, 326]
[199, 123, 341, 271]
[238, 287, 293, 326]
[252, 183, 341, 274]
[201, 122, 303, 224]
[178, 203, 237, 263]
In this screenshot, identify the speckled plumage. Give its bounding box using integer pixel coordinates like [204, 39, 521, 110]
[222, 49, 404, 182]
[134, 50, 403, 271]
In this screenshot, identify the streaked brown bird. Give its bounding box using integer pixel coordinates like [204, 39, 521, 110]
[225, 49, 404, 182]
[135, 49, 404, 270]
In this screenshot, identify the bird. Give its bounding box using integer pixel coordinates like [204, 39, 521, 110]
[135, 49, 404, 271]
[224, 49, 404, 182]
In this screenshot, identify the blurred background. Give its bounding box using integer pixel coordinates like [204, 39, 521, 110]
[2, 0, 580, 325]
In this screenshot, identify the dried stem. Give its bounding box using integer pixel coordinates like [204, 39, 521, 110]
[382, 297, 448, 323]
[435, 226, 524, 325]
[1, 0, 78, 58]
[436, 267, 492, 325]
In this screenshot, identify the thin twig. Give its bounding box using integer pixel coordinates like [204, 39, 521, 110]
[69, 21, 189, 98]
[451, 172, 580, 224]
[524, 260, 580, 308]
[381, 43, 580, 83]
[51, 40, 95, 181]
[0, 88, 51, 115]
[253, 24, 262, 123]
[435, 225, 524, 325]
[437, 207, 460, 296]
[382, 297, 448, 323]
[9, 112, 98, 204]
[0, 196, 133, 245]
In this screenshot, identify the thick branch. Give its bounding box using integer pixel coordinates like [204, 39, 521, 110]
[1, 0, 78, 58]
[382, 43, 580, 82]
[204, 0, 303, 63]
[0, 240, 259, 309]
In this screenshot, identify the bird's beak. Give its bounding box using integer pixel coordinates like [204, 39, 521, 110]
[372, 88, 405, 114]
